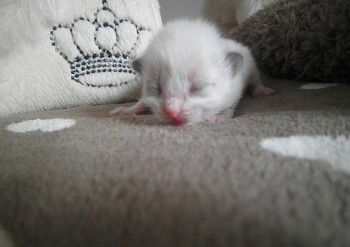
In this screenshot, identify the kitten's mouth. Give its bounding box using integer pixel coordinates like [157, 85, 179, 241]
[163, 114, 187, 126]
[170, 117, 186, 126]
[163, 107, 187, 126]
[157, 112, 187, 126]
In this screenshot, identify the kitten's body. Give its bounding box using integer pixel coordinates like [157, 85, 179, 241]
[110, 19, 274, 125]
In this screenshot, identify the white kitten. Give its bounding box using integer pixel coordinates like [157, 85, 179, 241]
[110, 19, 274, 125]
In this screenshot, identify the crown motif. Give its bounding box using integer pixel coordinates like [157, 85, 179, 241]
[50, 0, 152, 88]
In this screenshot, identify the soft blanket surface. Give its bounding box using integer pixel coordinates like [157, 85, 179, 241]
[0, 78, 350, 247]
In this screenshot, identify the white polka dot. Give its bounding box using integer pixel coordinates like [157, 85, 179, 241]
[299, 83, 340, 90]
[7, 119, 76, 133]
[260, 135, 350, 173]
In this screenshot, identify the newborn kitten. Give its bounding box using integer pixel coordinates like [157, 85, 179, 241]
[110, 19, 275, 125]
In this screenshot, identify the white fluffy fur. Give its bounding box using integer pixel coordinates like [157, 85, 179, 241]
[110, 19, 274, 125]
[203, 0, 278, 29]
[0, 0, 62, 55]
[0, 0, 162, 117]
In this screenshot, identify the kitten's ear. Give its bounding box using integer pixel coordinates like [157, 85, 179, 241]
[223, 38, 244, 72]
[132, 58, 143, 73]
[227, 52, 243, 73]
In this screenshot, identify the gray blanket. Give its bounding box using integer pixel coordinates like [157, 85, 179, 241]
[1, 78, 350, 247]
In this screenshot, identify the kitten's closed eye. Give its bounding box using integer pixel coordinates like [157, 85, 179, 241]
[190, 84, 201, 94]
[188, 70, 200, 95]
[189, 83, 212, 96]
[188, 71, 213, 96]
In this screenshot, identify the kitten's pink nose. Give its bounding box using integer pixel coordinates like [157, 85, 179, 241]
[164, 96, 186, 125]
[165, 107, 179, 119]
[164, 107, 185, 125]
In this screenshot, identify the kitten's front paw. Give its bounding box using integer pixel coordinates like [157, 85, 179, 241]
[110, 106, 131, 116]
[110, 101, 149, 116]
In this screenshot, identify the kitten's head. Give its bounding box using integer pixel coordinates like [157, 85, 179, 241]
[132, 19, 244, 125]
[133, 47, 238, 125]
